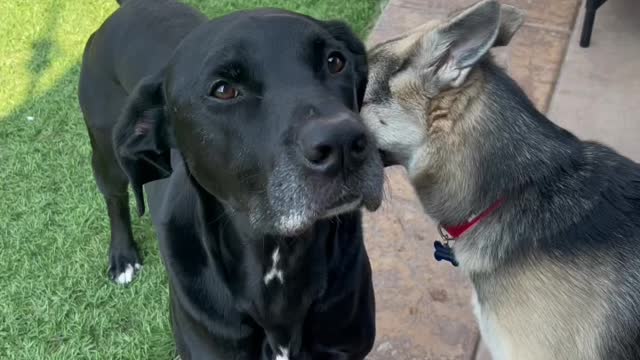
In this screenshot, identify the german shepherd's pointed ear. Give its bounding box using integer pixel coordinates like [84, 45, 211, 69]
[422, 0, 524, 88]
[321, 20, 369, 109]
[113, 73, 173, 216]
[494, 4, 525, 47]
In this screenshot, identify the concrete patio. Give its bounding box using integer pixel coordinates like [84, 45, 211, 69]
[362, 0, 640, 358]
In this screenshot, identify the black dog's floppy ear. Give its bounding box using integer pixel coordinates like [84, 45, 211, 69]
[321, 20, 369, 109]
[113, 74, 173, 216]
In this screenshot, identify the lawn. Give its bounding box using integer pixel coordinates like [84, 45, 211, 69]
[0, 0, 382, 358]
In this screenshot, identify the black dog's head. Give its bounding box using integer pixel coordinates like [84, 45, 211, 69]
[114, 9, 384, 236]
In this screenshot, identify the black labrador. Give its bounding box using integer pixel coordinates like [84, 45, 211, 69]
[78, 0, 384, 358]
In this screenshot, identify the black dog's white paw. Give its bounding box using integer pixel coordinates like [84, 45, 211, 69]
[109, 250, 142, 285]
[113, 262, 142, 285]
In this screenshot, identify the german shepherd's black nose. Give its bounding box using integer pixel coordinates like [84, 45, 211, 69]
[298, 115, 369, 176]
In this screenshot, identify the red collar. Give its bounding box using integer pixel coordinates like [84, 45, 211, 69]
[440, 199, 505, 239]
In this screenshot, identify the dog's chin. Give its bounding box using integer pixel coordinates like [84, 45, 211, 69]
[269, 193, 380, 237]
[263, 152, 385, 237]
[321, 194, 363, 219]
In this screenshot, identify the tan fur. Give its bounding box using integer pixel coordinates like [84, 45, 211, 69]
[362, 1, 622, 359]
[474, 256, 612, 360]
[386, 21, 439, 56]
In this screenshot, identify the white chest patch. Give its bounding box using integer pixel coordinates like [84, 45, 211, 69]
[264, 247, 284, 285]
[275, 346, 289, 360]
[472, 290, 510, 360]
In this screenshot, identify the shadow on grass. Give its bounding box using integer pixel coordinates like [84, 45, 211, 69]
[0, 12, 167, 358]
[1, 63, 158, 246]
[24, 2, 60, 102]
[1, 0, 156, 247]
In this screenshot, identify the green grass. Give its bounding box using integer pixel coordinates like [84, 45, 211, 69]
[0, 0, 382, 358]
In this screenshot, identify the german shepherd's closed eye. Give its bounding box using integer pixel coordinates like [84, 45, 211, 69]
[363, 0, 640, 359]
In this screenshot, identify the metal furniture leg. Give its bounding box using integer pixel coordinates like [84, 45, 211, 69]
[580, 0, 608, 48]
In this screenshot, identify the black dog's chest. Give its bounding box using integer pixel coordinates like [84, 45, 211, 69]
[149, 169, 372, 358]
[239, 239, 328, 350]
[156, 203, 374, 359]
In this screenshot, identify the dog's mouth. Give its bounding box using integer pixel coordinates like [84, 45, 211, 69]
[267, 193, 365, 237]
[275, 194, 364, 236]
[263, 179, 381, 237]
[260, 147, 385, 236]
[378, 149, 399, 167]
[321, 194, 363, 219]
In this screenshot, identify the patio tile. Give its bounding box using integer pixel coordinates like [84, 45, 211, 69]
[364, 168, 478, 360]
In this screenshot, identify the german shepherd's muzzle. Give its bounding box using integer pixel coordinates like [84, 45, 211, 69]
[363, 1, 640, 359]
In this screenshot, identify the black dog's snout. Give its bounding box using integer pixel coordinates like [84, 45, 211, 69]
[298, 115, 370, 176]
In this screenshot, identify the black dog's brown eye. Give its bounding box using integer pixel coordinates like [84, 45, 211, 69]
[327, 52, 346, 74]
[210, 81, 239, 100]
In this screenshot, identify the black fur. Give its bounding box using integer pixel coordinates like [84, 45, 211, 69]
[78, 0, 382, 358]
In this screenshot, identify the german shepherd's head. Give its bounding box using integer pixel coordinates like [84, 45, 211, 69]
[362, 0, 526, 224]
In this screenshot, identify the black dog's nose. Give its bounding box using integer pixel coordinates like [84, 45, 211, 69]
[298, 115, 369, 176]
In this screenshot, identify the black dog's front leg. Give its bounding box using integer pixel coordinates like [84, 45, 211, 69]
[88, 133, 142, 285]
[104, 193, 141, 284]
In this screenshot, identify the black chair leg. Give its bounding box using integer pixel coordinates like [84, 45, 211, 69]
[580, 0, 608, 48]
[580, 7, 596, 47]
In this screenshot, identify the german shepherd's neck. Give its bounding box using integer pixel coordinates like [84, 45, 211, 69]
[417, 60, 580, 224]
[421, 59, 609, 271]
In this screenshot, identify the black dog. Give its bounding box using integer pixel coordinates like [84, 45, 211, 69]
[78, 0, 384, 358]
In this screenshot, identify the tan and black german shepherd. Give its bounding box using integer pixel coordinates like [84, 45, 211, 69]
[363, 1, 640, 359]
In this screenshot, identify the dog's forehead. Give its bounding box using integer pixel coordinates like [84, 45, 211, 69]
[174, 10, 328, 58]
[369, 20, 439, 59]
[366, 20, 442, 89]
[367, 50, 400, 84]
[182, 11, 335, 66]
[167, 12, 333, 91]
[215, 10, 325, 42]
